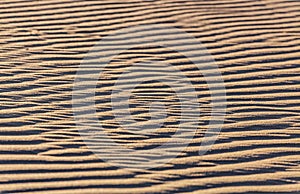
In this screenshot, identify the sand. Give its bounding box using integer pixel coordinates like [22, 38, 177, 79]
[0, 0, 299, 193]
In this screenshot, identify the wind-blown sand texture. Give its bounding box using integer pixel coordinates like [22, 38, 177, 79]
[0, 0, 300, 193]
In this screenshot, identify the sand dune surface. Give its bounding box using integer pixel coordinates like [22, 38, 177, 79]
[0, 0, 300, 193]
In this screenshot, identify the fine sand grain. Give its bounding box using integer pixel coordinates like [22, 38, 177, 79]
[0, 0, 300, 193]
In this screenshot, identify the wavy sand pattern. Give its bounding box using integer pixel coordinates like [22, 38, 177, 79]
[0, 0, 300, 193]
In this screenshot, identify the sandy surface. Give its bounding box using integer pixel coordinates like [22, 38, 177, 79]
[0, 0, 300, 193]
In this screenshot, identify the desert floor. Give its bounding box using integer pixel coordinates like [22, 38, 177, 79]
[0, 0, 299, 193]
